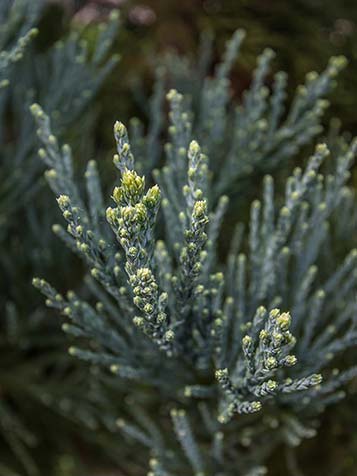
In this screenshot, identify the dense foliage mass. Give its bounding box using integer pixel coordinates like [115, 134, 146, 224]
[1, 1, 357, 475]
[0, 1, 120, 474]
[30, 27, 357, 476]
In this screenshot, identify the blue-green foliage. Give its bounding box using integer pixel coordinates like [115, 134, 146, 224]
[31, 30, 357, 475]
[133, 31, 347, 199]
[0, 2, 120, 474]
[0, 2, 119, 236]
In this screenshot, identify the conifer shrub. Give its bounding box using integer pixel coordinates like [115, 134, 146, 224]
[30, 29, 357, 476]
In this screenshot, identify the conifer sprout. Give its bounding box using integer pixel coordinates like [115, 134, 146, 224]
[31, 45, 357, 475]
[0, 0, 41, 85]
[0, 27, 38, 84]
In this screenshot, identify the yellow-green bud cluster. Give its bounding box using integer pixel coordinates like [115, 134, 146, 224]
[114, 170, 146, 206]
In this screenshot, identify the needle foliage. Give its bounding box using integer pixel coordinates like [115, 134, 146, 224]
[30, 29, 357, 476]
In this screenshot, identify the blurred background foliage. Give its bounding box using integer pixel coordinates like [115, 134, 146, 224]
[73, 0, 357, 148]
[1, 0, 357, 474]
[67, 0, 357, 199]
